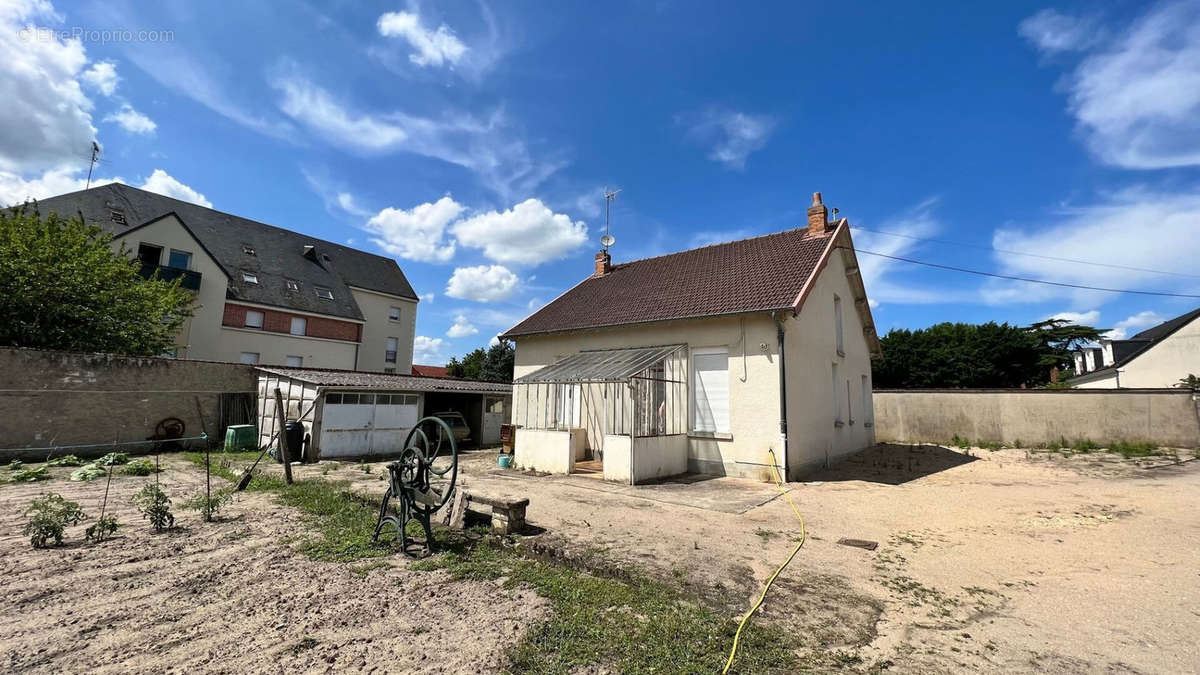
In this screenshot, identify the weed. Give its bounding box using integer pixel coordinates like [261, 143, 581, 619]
[183, 488, 233, 521]
[132, 484, 174, 532]
[1107, 441, 1163, 458]
[85, 514, 120, 542]
[119, 459, 161, 476]
[1071, 438, 1100, 453]
[97, 452, 129, 466]
[950, 434, 971, 449]
[349, 559, 391, 578]
[754, 527, 774, 544]
[6, 459, 22, 471]
[1011, 439, 1024, 449]
[46, 455, 83, 467]
[23, 493, 86, 547]
[359, 461, 371, 474]
[290, 637, 319, 654]
[10, 466, 51, 482]
[69, 463, 108, 482]
[977, 440, 1003, 451]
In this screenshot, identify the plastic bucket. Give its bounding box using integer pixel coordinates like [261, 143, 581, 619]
[497, 454, 513, 469]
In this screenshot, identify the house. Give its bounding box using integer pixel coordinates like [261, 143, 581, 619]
[1071, 307, 1200, 388]
[30, 183, 419, 373]
[255, 367, 512, 458]
[412, 364, 451, 378]
[502, 192, 881, 483]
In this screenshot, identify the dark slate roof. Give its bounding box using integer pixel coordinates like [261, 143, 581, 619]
[258, 367, 511, 394]
[503, 227, 833, 337]
[31, 183, 417, 321]
[1073, 306, 1200, 381]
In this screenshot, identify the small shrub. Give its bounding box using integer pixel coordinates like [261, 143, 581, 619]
[7, 459, 22, 471]
[359, 461, 371, 474]
[97, 452, 129, 466]
[183, 488, 233, 521]
[70, 463, 108, 482]
[950, 434, 971, 449]
[1044, 436, 1067, 451]
[133, 484, 174, 532]
[1071, 438, 1100, 453]
[46, 455, 83, 466]
[10, 466, 51, 482]
[85, 514, 120, 542]
[977, 440, 1003, 452]
[23, 494, 87, 548]
[1011, 439, 1024, 449]
[119, 459, 160, 476]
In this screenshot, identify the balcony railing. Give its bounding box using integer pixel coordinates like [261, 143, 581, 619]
[139, 263, 202, 291]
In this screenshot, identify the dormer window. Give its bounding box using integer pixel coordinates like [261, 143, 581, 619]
[303, 245, 318, 261]
[109, 209, 126, 225]
[314, 286, 333, 300]
[242, 244, 256, 255]
[285, 279, 300, 292]
[242, 272, 259, 284]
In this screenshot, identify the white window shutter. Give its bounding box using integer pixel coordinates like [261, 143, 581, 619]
[692, 350, 729, 433]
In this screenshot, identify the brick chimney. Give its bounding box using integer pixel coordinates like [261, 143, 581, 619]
[594, 250, 611, 277]
[807, 192, 830, 235]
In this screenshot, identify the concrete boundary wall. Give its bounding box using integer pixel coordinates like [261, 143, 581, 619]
[0, 347, 256, 460]
[873, 389, 1200, 448]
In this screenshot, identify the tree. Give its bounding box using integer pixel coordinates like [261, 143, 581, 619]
[0, 206, 194, 356]
[1027, 318, 1108, 381]
[446, 339, 515, 383]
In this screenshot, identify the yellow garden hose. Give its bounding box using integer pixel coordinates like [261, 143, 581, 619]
[722, 449, 806, 674]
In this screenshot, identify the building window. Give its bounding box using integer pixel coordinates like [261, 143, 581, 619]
[834, 294, 845, 356]
[110, 209, 126, 225]
[286, 355, 303, 367]
[285, 279, 300, 292]
[239, 352, 260, 364]
[385, 337, 398, 363]
[245, 310, 264, 329]
[388, 306, 402, 321]
[137, 243, 162, 266]
[325, 393, 342, 405]
[314, 286, 334, 300]
[167, 249, 192, 270]
[832, 362, 842, 426]
[242, 243, 255, 255]
[242, 271, 259, 284]
[486, 397, 505, 414]
[290, 317, 307, 336]
[691, 347, 730, 434]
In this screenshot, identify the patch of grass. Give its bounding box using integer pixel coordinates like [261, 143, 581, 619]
[1107, 441, 1164, 458]
[976, 440, 1003, 452]
[1071, 438, 1100, 453]
[349, 559, 391, 578]
[754, 527, 775, 544]
[950, 434, 971, 449]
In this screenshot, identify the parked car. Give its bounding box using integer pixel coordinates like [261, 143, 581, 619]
[433, 411, 471, 445]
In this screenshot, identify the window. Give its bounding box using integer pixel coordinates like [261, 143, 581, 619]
[691, 347, 730, 434]
[832, 362, 842, 426]
[385, 337, 398, 363]
[137, 243, 162, 266]
[239, 352, 260, 364]
[555, 384, 580, 428]
[286, 355, 303, 367]
[290, 317, 307, 336]
[834, 294, 845, 356]
[242, 243, 256, 255]
[110, 209, 126, 225]
[325, 393, 342, 405]
[167, 249, 192, 270]
[486, 397, 505, 414]
[359, 394, 375, 405]
[242, 271, 259, 284]
[285, 279, 300, 292]
[314, 286, 333, 300]
[244, 310, 264, 329]
[388, 306, 402, 321]
[861, 374, 872, 427]
[341, 393, 359, 405]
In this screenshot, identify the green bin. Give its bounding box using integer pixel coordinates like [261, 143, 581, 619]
[224, 424, 257, 451]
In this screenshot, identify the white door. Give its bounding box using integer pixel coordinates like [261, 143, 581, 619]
[320, 392, 420, 458]
[481, 396, 504, 445]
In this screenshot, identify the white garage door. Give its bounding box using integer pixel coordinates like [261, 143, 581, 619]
[320, 392, 420, 458]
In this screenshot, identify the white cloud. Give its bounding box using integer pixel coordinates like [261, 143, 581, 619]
[452, 198, 588, 265]
[445, 265, 519, 302]
[1106, 310, 1166, 339]
[420, 292, 435, 303]
[1048, 310, 1101, 325]
[678, 107, 776, 169]
[140, 169, 212, 207]
[80, 60, 118, 95]
[413, 335, 447, 363]
[446, 314, 478, 338]
[1022, 2, 1200, 168]
[985, 186, 1200, 304]
[689, 229, 753, 248]
[364, 196, 462, 262]
[0, 165, 110, 205]
[1018, 9, 1101, 54]
[104, 103, 155, 134]
[377, 10, 468, 68]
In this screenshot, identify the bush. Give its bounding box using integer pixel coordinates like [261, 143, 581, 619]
[183, 488, 233, 521]
[132, 484, 174, 532]
[85, 514, 120, 542]
[23, 494, 87, 548]
[119, 459, 160, 476]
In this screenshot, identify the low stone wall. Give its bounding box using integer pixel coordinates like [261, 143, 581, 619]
[873, 389, 1200, 448]
[0, 347, 257, 460]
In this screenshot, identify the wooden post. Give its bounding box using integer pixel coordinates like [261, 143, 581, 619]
[274, 387, 294, 485]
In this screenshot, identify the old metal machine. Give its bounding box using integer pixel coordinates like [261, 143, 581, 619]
[372, 416, 459, 556]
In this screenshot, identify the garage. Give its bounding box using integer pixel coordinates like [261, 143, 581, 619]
[254, 366, 512, 461]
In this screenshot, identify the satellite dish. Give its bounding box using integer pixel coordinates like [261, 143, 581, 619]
[600, 234, 615, 248]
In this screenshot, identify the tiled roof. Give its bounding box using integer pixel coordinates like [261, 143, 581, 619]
[31, 183, 418, 321]
[411, 364, 450, 377]
[503, 227, 833, 337]
[258, 367, 511, 394]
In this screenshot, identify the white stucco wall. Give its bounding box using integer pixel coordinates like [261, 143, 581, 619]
[511, 313, 785, 480]
[784, 248, 876, 476]
[1074, 317, 1200, 389]
[631, 435, 688, 483]
[602, 434, 632, 482]
[112, 214, 228, 361]
[351, 287, 417, 373]
[514, 428, 577, 474]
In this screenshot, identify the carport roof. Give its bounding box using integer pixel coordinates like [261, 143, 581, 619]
[515, 344, 687, 384]
[257, 367, 512, 394]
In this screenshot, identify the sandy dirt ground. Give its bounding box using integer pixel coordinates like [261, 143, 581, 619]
[2, 444, 1198, 673]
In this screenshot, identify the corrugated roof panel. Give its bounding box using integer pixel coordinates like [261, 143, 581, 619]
[515, 345, 686, 383]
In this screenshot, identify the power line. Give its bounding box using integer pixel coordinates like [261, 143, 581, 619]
[844, 246, 1200, 299]
[849, 224, 1200, 280]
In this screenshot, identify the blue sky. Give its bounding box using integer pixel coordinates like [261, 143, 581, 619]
[4, 0, 1200, 363]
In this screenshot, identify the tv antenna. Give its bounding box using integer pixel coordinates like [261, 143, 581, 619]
[602, 187, 621, 250]
[86, 141, 100, 189]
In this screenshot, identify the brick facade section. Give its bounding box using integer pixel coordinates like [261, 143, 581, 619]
[222, 303, 361, 342]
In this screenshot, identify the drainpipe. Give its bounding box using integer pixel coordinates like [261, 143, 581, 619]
[774, 311, 789, 481]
